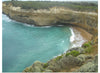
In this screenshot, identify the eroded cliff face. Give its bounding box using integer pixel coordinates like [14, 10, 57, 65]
[3, 3, 98, 30]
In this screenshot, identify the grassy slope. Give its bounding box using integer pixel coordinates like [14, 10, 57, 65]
[3, 1, 98, 12]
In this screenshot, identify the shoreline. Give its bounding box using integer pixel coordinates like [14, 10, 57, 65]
[72, 26, 93, 42]
[3, 13, 93, 52]
[46, 25, 93, 61]
[2, 14, 93, 41]
[69, 26, 93, 49]
[3, 14, 96, 72]
[3, 13, 93, 51]
[23, 25, 97, 72]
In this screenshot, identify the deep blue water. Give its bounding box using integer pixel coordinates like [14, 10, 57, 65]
[2, 14, 72, 72]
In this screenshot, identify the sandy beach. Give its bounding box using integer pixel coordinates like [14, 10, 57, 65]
[72, 26, 93, 42]
[69, 26, 93, 48]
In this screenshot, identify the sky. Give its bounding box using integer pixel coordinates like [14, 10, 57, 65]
[2, 0, 98, 1]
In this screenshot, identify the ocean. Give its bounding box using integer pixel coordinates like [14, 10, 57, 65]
[2, 14, 73, 72]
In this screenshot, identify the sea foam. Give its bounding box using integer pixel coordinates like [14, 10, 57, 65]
[70, 27, 86, 48]
[2, 14, 11, 22]
[70, 28, 75, 42]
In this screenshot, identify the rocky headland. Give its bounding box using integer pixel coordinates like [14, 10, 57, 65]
[3, 2, 98, 35]
[23, 50, 98, 72]
[2, 2, 98, 72]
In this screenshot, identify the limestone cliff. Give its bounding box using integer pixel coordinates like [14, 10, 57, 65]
[3, 3, 98, 30]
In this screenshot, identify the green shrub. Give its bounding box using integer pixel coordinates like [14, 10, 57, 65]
[43, 63, 48, 68]
[88, 41, 92, 44]
[70, 50, 80, 57]
[65, 52, 71, 57]
[85, 46, 93, 53]
[55, 55, 63, 61]
[83, 43, 91, 48]
[85, 48, 91, 53]
[66, 50, 80, 57]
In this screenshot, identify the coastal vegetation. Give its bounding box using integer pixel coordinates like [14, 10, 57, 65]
[83, 40, 98, 55]
[43, 63, 48, 68]
[22, 32, 98, 72]
[54, 55, 63, 61]
[82, 42, 91, 48]
[66, 50, 80, 57]
[3, 1, 98, 12]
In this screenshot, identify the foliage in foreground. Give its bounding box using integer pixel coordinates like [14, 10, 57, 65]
[54, 55, 63, 61]
[66, 50, 80, 57]
[43, 63, 48, 68]
[83, 40, 98, 54]
[82, 42, 91, 48]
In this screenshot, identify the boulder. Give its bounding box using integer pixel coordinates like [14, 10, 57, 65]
[31, 66, 42, 72]
[77, 54, 87, 62]
[23, 66, 32, 72]
[86, 55, 93, 59]
[76, 55, 98, 72]
[46, 55, 84, 72]
[76, 62, 98, 72]
[31, 61, 44, 72]
[93, 54, 98, 64]
[32, 61, 43, 67]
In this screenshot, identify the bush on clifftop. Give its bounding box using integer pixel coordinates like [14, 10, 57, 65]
[66, 50, 80, 57]
[43, 63, 48, 68]
[82, 41, 97, 54]
[54, 55, 63, 61]
[82, 42, 91, 48]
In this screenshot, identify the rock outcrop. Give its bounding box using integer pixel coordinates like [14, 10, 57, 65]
[2, 3, 98, 36]
[76, 55, 98, 72]
[3, 3, 98, 28]
[23, 47, 97, 72]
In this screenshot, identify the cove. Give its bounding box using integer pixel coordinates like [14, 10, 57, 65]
[2, 14, 72, 72]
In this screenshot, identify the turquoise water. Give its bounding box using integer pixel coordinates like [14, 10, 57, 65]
[2, 14, 72, 72]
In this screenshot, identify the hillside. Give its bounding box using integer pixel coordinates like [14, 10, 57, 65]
[3, 1, 98, 12]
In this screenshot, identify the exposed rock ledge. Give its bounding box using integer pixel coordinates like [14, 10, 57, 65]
[3, 3, 97, 30]
[3, 3, 98, 36]
[23, 47, 98, 72]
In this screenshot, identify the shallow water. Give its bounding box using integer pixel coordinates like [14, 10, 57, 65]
[2, 14, 72, 72]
